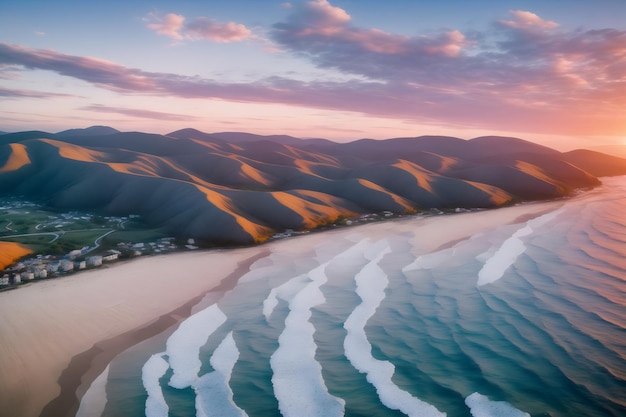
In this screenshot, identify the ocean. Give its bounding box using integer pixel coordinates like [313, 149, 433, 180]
[79, 176, 626, 417]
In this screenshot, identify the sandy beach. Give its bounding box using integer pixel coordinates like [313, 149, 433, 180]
[0, 199, 566, 417]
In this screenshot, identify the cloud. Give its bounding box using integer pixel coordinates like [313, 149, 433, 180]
[0, 42, 156, 91]
[0, 86, 77, 99]
[82, 104, 200, 121]
[498, 10, 559, 30]
[271, 0, 468, 82]
[146, 13, 185, 40]
[1, 3, 625, 138]
[146, 12, 252, 43]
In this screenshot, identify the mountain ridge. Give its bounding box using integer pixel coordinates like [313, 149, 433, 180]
[1, 127, 625, 246]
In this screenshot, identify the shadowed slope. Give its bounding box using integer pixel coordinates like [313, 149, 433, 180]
[1, 129, 625, 247]
[563, 150, 626, 177]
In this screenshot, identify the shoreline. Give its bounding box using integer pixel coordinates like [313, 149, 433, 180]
[0, 198, 569, 417]
[39, 249, 269, 417]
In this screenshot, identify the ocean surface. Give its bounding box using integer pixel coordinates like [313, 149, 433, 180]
[79, 176, 626, 417]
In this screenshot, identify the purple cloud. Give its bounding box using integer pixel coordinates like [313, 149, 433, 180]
[0, 43, 156, 92]
[0, 86, 77, 99]
[82, 104, 200, 121]
[146, 12, 252, 43]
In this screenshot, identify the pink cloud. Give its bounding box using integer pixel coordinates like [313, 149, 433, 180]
[146, 13, 252, 43]
[146, 13, 185, 40]
[290, 0, 351, 35]
[82, 104, 199, 121]
[499, 10, 559, 30]
[185, 18, 251, 42]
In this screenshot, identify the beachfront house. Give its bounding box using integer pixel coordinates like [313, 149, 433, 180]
[34, 268, 47, 279]
[86, 256, 103, 267]
[21, 272, 35, 280]
[102, 250, 121, 262]
[59, 259, 74, 272]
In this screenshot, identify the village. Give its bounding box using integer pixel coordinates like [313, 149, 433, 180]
[0, 236, 199, 289]
[0, 199, 459, 291]
[0, 198, 204, 290]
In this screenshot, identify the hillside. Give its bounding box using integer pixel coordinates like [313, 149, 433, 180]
[1, 127, 625, 245]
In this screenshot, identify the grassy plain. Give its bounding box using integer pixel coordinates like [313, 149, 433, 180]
[0, 199, 168, 259]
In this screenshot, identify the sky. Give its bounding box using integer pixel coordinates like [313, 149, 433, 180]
[1, 0, 625, 150]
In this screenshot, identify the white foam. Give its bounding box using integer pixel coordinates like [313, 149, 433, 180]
[477, 209, 563, 287]
[344, 243, 446, 417]
[270, 262, 345, 417]
[76, 364, 109, 417]
[402, 247, 455, 272]
[194, 332, 248, 417]
[465, 392, 530, 417]
[166, 304, 227, 389]
[142, 354, 170, 417]
[263, 273, 310, 320]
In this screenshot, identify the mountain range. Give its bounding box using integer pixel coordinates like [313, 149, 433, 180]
[1, 127, 625, 245]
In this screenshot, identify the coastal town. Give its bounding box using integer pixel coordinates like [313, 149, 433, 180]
[0, 236, 189, 289]
[0, 197, 460, 291]
[0, 198, 200, 290]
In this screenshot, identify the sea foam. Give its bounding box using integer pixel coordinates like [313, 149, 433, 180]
[142, 354, 170, 417]
[76, 364, 109, 417]
[263, 273, 310, 320]
[270, 262, 345, 416]
[166, 304, 227, 389]
[477, 209, 563, 286]
[344, 242, 446, 417]
[194, 332, 248, 417]
[465, 392, 530, 417]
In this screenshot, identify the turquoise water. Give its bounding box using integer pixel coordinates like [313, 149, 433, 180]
[86, 177, 626, 417]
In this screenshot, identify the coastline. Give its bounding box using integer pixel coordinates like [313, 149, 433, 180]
[0, 198, 568, 417]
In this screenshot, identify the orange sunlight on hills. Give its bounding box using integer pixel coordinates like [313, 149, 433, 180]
[356, 179, 415, 212]
[272, 191, 353, 229]
[464, 181, 513, 206]
[0, 242, 33, 270]
[514, 161, 558, 185]
[41, 139, 108, 163]
[194, 185, 272, 242]
[392, 160, 436, 193]
[0, 143, 31, 173]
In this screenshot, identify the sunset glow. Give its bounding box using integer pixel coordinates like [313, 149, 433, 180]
[1, 0, 625, 150]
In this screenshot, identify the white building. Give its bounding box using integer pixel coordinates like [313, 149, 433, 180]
[59, 259, 74, 272]
[86, 256, 103, 267]
[102, 250, 120, 262]
[21, 272, 35, 280]
[34, 269, 48, 279]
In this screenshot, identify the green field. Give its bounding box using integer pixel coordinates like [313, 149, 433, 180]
[0, 199, 170, 256]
